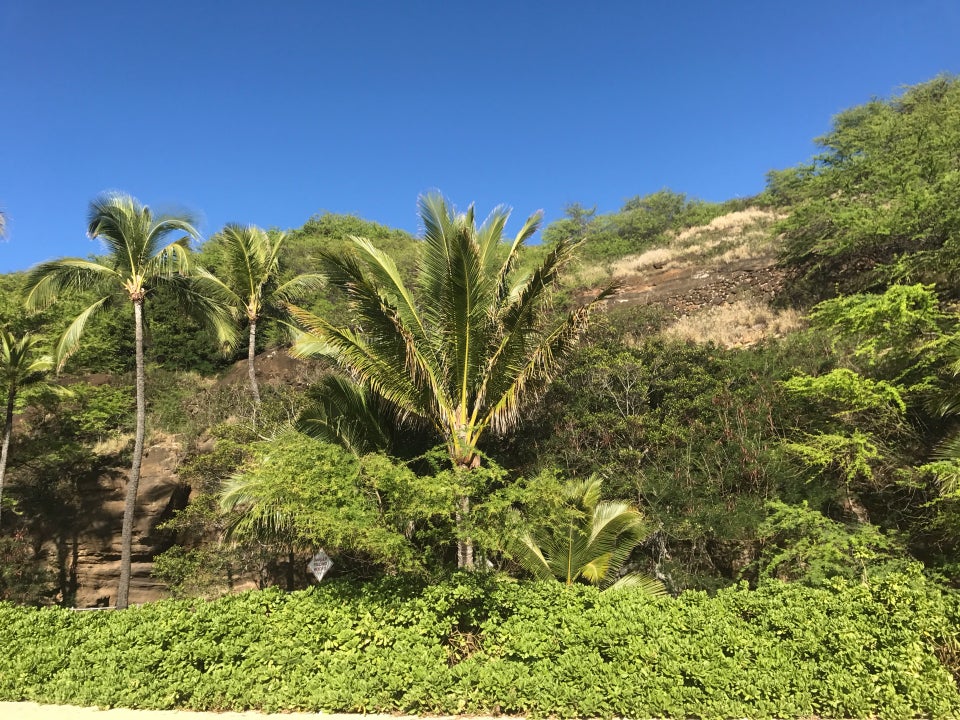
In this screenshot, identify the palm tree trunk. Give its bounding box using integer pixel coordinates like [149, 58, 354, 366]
[454, 456, 477, 569]
[117, 300, 146, 610]
[247, 319, 261, 405]
[0, 386, 15, 531]
[456, 494, 474, 568]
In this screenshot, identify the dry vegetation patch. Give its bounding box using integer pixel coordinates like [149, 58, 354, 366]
[612, 208, 784, 279]
[662, 298, 803, 348]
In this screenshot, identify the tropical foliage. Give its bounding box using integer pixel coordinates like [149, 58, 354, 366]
[21, 192, 229, 609]
[4, 75, 960, 718]
[289, 193, 613, 566]
[509, 474, 665, 593]
[0, 331, 55, 528]
[772, 75, 960, 301]
[0, 573, 957, 718]
[196, 224, 323, 406]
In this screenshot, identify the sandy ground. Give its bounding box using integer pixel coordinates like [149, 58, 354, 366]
[0, 704, 471, 719]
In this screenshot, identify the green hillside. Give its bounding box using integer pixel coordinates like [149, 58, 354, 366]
[2, 75, 960, 716]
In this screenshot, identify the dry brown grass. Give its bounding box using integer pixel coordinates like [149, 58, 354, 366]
[569, 262, 612, 288]
[611, 247, 676, 276]
[661, 298, 803, 348]
[610, 208, 783, 280]
[674, 208, 782, 244]
[92, 433, 134, 457]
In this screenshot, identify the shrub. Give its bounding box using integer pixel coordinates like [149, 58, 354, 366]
[0, 571, 956, 718]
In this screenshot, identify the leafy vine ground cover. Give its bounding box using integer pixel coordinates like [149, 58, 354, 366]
[1, 572, 957, 719]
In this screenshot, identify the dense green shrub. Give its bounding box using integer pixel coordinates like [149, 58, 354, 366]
[0, 572, 956, 718]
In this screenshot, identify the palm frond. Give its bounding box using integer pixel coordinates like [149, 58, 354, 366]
[346, 236, 428, 341]
[417, 192, 458, 314]
[310, 250, 450, 422]
[154, 275, 240, 350]
[480, 284, 617, 434]
[494, 209, 543, 303]
[287, 323, 339, 360]
[143, 237, 194, 279]
[605, 573, 668, 596]
[296, 374, 392, 455]
[580, 552, 614, 585]
[272, 273, 326, 306]
[23, 259, 119, 310]
[55, 296, 110, 370]
[288, 305, 431, 420]
[587, 501, 647, 584]
[86, 192, 200, 277]
[220, 471, 297, 544]
[510, 531, 559, 582]
[87, 192, 145, 270]
[0, 331, 54, 384]
[499, 236, 580, 333]
[191, 266, 244, 310]
[475, 204, 511, 274]
[507, 475, 654, 590]
[216, 224, 272, 304]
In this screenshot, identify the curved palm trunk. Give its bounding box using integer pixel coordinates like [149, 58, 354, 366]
[247, 319, 261, 406]
[0, 385, 15, 531]
[117, 300, 146, 610]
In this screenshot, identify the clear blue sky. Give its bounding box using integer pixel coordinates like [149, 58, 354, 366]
[1, 1, 958, 273]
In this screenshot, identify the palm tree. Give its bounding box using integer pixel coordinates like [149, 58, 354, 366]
[0, 331, 55, 530]
[195, 224, 323, 406]
[23, 192, 230, 609]
[510, 475, 666, 594]
[290, 192, 614, 567]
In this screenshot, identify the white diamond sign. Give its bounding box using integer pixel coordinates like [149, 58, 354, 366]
[307, 550, 333, 582]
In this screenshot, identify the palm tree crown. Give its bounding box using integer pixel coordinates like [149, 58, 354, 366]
[291, 192, 612, 468]
[196, 224, 323, 404]
[510, 475, 666, 594]
[23, 193, 213, 366]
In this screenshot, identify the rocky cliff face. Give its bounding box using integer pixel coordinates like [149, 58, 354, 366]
[56, 435, 189, 607]
[54, 352, 321, 607]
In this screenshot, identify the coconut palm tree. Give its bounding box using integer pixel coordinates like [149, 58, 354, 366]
[0, 331, 55, 530]
[510, 475, 666, 594]
[23, 192, 231, 609]
[195, 224, 324, 406]
[290, 192, 614, 567]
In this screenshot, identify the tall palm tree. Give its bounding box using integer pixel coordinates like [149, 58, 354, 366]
[23, 192, 230, 609]
[290, 193, 614, 567]
[509, 475, 666, 594]
[196, 224, 324, 405]
[0, 331, 55, 530]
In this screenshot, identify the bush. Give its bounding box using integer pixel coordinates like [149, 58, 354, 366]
[0, 571, 957, 717]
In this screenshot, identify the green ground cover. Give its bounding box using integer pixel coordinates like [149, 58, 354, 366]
[0, 571, 957, 719]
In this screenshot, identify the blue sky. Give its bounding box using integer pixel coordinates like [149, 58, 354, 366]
[1, 1, 958, 273]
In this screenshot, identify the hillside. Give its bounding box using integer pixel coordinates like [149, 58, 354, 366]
[3, 76, 960, 608]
